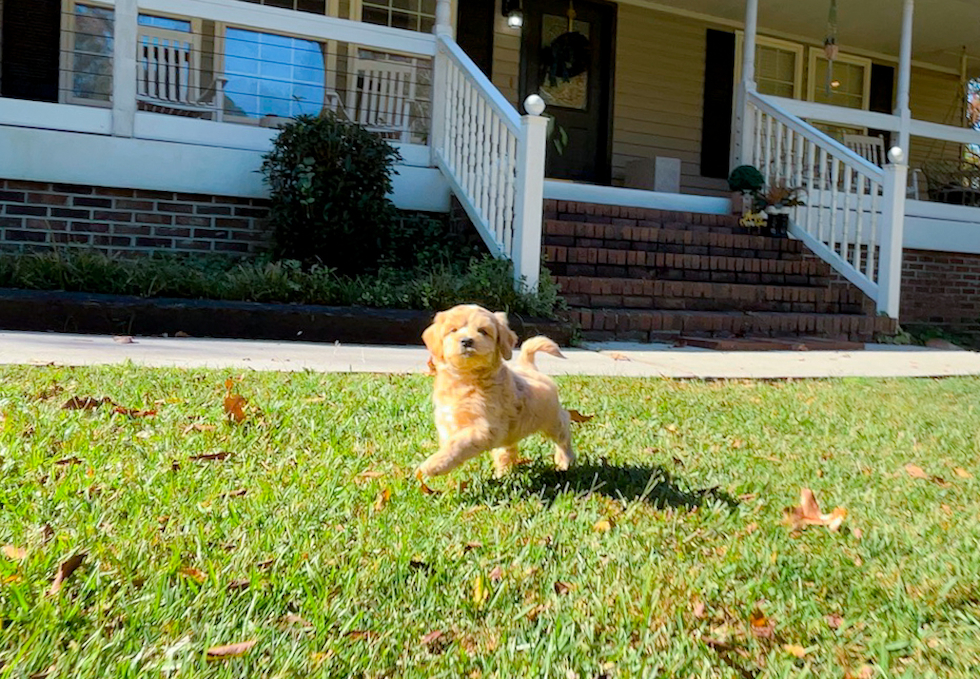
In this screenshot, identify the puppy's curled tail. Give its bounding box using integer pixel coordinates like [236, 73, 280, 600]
[518, 336, 565, 368]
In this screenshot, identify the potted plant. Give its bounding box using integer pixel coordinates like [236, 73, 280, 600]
[728, 165, 765, 217]
[753, 182, 805, 237]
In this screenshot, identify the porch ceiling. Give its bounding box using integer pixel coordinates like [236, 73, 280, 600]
[625, 0, 980, 75]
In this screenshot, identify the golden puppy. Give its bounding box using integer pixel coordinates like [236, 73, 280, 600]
[418, 304, 573, 478]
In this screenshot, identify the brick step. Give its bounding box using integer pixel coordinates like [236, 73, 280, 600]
[544, 199, 744, 232]
[556, 277, 872, 314]
[571, 309, 896, 343]
[543, 220, 805, 260]
[545, 245, 831, 283]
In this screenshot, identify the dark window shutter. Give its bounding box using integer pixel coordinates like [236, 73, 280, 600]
[456, 0, 495, 78]
[1, 0, 62, 102]
[700, 29, 736, 179]
[868, 63, 895, 146]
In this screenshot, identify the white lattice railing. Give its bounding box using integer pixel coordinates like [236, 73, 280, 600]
[430, 35, 548, 290]
[743, 90, 907, 316]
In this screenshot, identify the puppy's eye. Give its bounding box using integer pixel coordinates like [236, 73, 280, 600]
[448, 328, 457, 334]
[478, 328, 490, 336]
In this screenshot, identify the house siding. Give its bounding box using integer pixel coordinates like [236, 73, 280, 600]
[488, 3, 967, 198]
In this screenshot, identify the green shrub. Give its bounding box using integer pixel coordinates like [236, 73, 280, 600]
[0, 250, 565, 319]
[727, 165, 765, 193]
[261, 113, 402, 274]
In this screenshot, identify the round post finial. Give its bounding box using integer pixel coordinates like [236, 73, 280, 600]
[523, 94, 546, 116]
[887, 146, 905, 164]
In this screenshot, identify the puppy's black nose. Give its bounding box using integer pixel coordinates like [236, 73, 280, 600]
[461, 337, 475, 348]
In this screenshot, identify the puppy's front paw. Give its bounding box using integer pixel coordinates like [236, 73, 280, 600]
[415, 469, 440, 495]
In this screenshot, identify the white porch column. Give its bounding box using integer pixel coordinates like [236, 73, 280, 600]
[434, 0, 452, 37]
[731, 0, 759, 168]
[895, 0, 914, 153]
[512, 96, 549, 292]
[877, 148, 909, 318]
[111, 0, 138, 138]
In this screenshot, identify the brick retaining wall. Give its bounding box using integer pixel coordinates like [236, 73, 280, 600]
[902, 249, 980, 341]
[0, 179, 270, 255]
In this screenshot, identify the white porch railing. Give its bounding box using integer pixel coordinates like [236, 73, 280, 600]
[430, 35, 548, 290]
[743, 90, 907, 317]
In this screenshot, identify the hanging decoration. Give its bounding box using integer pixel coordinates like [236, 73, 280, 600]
[823, 0, 839, 95]
[540, 0, 591, 87]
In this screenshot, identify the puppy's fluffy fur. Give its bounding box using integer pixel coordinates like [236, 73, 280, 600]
[418, 304, 573, 477]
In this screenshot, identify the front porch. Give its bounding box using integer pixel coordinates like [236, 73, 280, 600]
[1, 0, 979, 339]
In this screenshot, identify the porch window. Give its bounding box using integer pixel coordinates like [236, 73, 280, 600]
[735, 34, 803, 100]
[235, 0, 331, 15]
[807, 50, 871, 110]
[64, 3, 114, 103]
[222, 28, 327, 118]
[359, 0, 437, 33]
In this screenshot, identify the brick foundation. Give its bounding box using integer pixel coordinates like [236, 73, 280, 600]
[0, 179, 270, 255]
[901, 249, 980, 341]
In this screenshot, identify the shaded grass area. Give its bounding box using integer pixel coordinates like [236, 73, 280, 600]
[1, 368, 979, 677]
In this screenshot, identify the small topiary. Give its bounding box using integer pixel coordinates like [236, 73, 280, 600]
[261, 113, 402, 275]
[727, 165, 765, 193]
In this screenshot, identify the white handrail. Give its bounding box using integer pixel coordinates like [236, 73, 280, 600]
[744, 90, 894, 306]
[431, 34, 547, 290]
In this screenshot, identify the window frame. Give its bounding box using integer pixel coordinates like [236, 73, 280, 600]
[734, 33, 805, 101]
[806, 47, 872, 110]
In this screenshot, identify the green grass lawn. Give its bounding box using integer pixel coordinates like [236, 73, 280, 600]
[1, 366, 979, 678]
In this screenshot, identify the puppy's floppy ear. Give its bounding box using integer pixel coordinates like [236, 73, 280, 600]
[494, 311, 518, 360]
[422, 312, 446, 362]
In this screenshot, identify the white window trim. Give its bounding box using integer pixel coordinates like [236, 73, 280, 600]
[806, 47, 873, 110]
[734, 32, 805, 100]
[349, 0, 455, 36]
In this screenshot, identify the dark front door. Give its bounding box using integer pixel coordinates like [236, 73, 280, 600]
[520, 0, 615, 184]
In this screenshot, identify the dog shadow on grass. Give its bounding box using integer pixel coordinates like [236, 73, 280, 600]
[470, 461, 739, 509]
[505, 462, 740, 510]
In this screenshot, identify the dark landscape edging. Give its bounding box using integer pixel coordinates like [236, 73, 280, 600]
[0, 289, 573, 346]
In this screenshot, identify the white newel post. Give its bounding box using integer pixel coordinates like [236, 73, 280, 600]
[430, 0, 452, 166]
[512, 95, 548, 291]
[878, 147, 908, 318]
[111, 0, 138, 138]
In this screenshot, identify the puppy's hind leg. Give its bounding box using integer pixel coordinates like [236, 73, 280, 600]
[546, 409, 574, 471]
[491, 446, 519, 478]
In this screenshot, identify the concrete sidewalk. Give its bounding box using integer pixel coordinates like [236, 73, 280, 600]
[2, 331, 980, 378]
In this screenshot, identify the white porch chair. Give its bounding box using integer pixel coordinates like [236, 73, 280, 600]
[348, 53, 418, 143]
[843, 133, 921, 198]
[136, 26, 226, 121]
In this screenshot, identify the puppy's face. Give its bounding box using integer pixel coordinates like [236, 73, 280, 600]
[423, 305, 517, 372]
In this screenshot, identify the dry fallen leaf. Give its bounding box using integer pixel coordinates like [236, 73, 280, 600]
[189, 451, 234, 463]
[223, 393, 248, 424]
[954, 467, 973, 479]
[48, 553, 86, 596]
[345, 630, 377, 641]
[283, 613, 314, 630]
[29, 664, 56, 679]
[178, 567, 206, 584]
[183, 423, 217, 434]
[206, 639, 257, 660]
[358, 470, 385, 479]
[112, 335, 135, 344]
[749, 609, 775, 639]
[40, 524, 54, 544]
[488, 566, 503, 583]
[593, 518, 613, 533]
[692, 601, 706, 619]
[112, 406, 157, 418]
[174, 331, 191, 338]
[783, 488, 847, 532]
[374, 487, 391, 511]
[54, 456, 83, 466]
[607, 352, 631, 361]
[567, 409, 594, 423]
[826, 614, 843, 629]
[473, 574, 488, 605]
[420, 630, 443, 646]
[852, 528, 863, 540]
[905, 464, 930, 479]
[464, 541, 483, 552]
[62, 396, 113, 410]
[553, 581, 573, 595]
[221, 488, 247, 499]
[783, 644, 807, 658]
[226, 579, 250, 592]
[2, 545, 27, 561]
